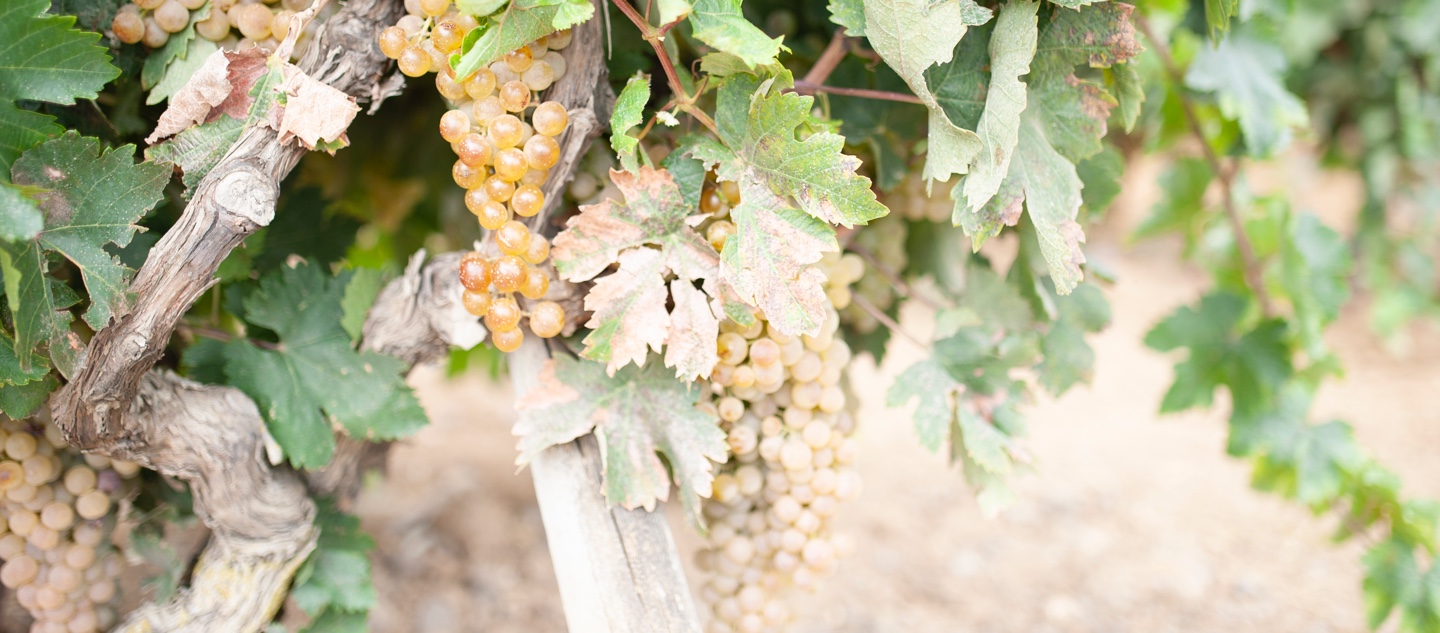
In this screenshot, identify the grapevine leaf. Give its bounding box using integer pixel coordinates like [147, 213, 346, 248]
[275, 70, 361, 151]
[0, 0, 120, 106]
[222, 263, 429, 469]
[1234, 388, 1363, 507]
[456, 0, 507, 16]
[1, 134, 168, 368]
[956, 0, 1039, 215]
[1144, 292, 1293, 416]
[1281, 212, 1350, 355]
[887, 359, 958, 452]
[960, 115, 1087, 294]
[827, 0, 865, 35]
[657, 0, 691, 24]
[687, 0, 785, 69]
[1111, 60, 1144, 132]
[1204, 0, 1238, 41]
[146, 36, 219, 107]
[0, 328, 48, 387]
[0, 105, 61, 178]
[1363, 538, 1424, 630]
[1038, 282, 1109, 395]
[611, 73, 650, 172]
[660, 138, 707, 207]
[956, 405, 1011, 476]
[552, 167, 720, 377]
[1047, 0, 1104, 6]
[0, 372, 55, 419]
[145, 116, 244, 192]
[1076, 144, 1123, 216]
[701, 75, 887, 228]
[339, 267, 385, 344]
[925, 18, 992, 131]
[297, 610, 368, 633]
[664, 279, 721, 382]
[719, 193, 835, 336]
[147, 48, 244, 143]
[514, 356, 728, 524]
[863, 0, 992, 184]
[450, 0, 593, 79]
[146, 49, 278, 189]
[292, 501, 377, 618]
[1185, 33, 1307, 157]
[1028, 2, 1140, 163]
[1133, 157, 1212, 240]
[0, 184, 43, 242]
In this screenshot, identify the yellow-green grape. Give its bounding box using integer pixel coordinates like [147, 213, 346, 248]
[432, 20, 463, 53]
[499, 80, 531, 112]
[398, 45, 431, 77]
[418, 0, 448, 17]
[488, 113, 524, 149]
[529, 301, 566, 338]
[472, 95, 505, 126]
[521, 60, 555, 91]
[495, 220, 532, 256]
[511, 184, 544, 218]
[438, 109, 471, 144]
[378, 25, 408, 59]
[112, 6, 145, 44]
[532, 101, 568, 137]
[233, 2, 272, 39]
[465, 67, 498, 100]
[462, 290, 493, 317]
[707, 221, 736, 252]
[519, 267, 550, 299]
[503, 46, 533, 73]
[489, 255, 526, 294]
[452, 159, 485, 189]
[520, 168, 549, 188]
[546, 28, 573, 49]
[523, 134, 560, 171]
[197, 10, 233, 41]
[141, 15, 169, 47]
[492, 327, 524, 352]
[522, 231, 550, 264]
[456, 132, 492, 167]
[485, 294, 522, 331]
[475, 199, 509, 231]
[484, 175, 515, 204]
[494, 147, 528, 182]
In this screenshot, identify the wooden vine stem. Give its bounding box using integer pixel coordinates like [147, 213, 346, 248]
[509, 12, 703, 633]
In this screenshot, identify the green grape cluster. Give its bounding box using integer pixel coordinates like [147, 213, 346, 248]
[0, 418, 140, 633]
[838, 213, 905, 335]
[693, 234, 862, 632]
[565, 142, 622, 208]
[112, 0, 316, 51]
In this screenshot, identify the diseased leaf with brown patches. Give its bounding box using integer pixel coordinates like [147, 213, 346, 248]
[717, 185, 835, 336]
[665, 279, 721, 379]
[145, 48, 232, 144]
[551, 167, 723, 379]
[276, 68, 360, 152]
[514, 356, 728, 525]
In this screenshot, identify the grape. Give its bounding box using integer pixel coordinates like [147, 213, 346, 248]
[465, 68, 498, 100]
[489, 60, 520, 86]
[511, 184, 544, 218]
[0, 462, 23, 492]
[521, 168, 549, 188]
[22, 455, 56, 485]
[462, 290, 493, 317]
[706, 221, 736, 252]
[499, 80, 531, 112]
[457, 133, 492, 167]
[484, 175, 515, 204]
[439, 109, 471, 144]
[519, 267, 550, 299]
[418, 0, 448, 17]
[39, 503, 73, 531]
[234, 3, 272, 39]
[532, 101, 568, 137]
[522, 232, 550, 264]
[489, 255, 526, 294]
[453, 160, 484, 189]
[547, 28, 573, 49]
[521, 61, 555, 91]
[541, 51, 567, 81]
[380, 24, 408, 58]
[112, 7, 146, 44]
[213, 0, 237, 10]
[396, 14, 424, 36]
[472, 95, 505, 126]
[1, 555, 38, 588]
[488, 114, 524, 149]
[492, 327, 524, 352]
[403, 0, 422, 14]
[495, 220, 531, 256]
[523, 134, 560, 171]
[529, 301, 565, 338]
[398, 45, 430, 77]
[475, 200, 509, 231]
[75, 492, 109, 521]
[270, 9, 294, 41]
[432, 20, 463, 53]
[494, 147, 528, 182]
[422, 40, 447, 72]
[197, 10, 233, 41]
[503, 47, 533, 73]
[138, 16, 168, 46]
[701, 186, 724, 215]
[484, 295, 521, 331]
[5, 433, 36, 460]
[457, 252, 491, 292]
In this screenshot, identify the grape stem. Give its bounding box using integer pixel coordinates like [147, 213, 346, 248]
[178, 322, 281, 351]
[846, 242, 951, 312]
[1135, 15, 1275, 317]
[801, 29, 851, 88]
[610, 0, 721, 136]
[850, 292, 930, 350]
[793, 81, 923, 105]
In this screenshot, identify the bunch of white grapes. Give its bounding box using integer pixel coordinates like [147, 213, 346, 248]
[890, 173, 955, 223]
[838, 213, 906, 335]
[112, 0, 318, 52]
[0, 417, 139, 633]
[693, 236, 863, 632]
[565, 143, 623, 208]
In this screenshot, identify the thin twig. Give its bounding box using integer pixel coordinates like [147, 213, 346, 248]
[847, 243, 950, 312]
[802, 30, 851, 87]
[609, 0, 720, 136]
[793, 80, 923, 104]
[1135, 15, 1275, 317]
[851, 293, 929, 350]
[178, 322, 281, 351]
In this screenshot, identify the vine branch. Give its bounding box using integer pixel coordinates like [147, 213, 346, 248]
[793, 80, 923, 104]
[1135, 15, 1275, 317]
[851, 293, 929, 350]
[609, 0, 720, 136]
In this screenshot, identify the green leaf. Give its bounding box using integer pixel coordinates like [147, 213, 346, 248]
[1027, 2, 1140, 163]
[0, 105, 61, 178]
[514, 355, 728, 525]
[863, 0, 992, 184]
[656, 0, 691, 24]
[146, 36, 219, 106]
[1204, 0, 1238, 41]
[611, 73, 650, 173]
[0, 183, 43, 241]
[292, 501, 376, 620]
[1281, 212, 1350, 354]
[1133, 157, 1212, 241]
[660, 138, 706, 208]
[956, 0, 1039, 215]
[0, 328, 48, 386]
[958, 114, 1087, 294]
[1145, 292, 1293, 416]
[1185, 33, 1307, 157]
[127, 524, 185, 602]
[887, 359, 958, 452]
[451, 0, 593, 80]
[925, 18, 993, 131]
[1111, 60, 1145, 133]
[552, 167, 721, 379]
[0, 372, 55, 419]
[1363, 538, 1424, 629]
[222, 263, 429, 469]
[339, 267, 385, 345]
[827, 0, 865, 35]
[1076, 144, 1123, 217]
[687, 0, 785, 69]
[2, 134, 169, 369]
[140, 2, 202, 91]
[0, 0, 120, 105]
[456, 0, 507, 17]
[146, 115, 245, 193]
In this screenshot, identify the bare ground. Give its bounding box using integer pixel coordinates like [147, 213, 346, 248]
[356, 155, 1440, 633]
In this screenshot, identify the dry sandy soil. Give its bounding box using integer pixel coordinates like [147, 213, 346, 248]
[354, 155, 1440, 633]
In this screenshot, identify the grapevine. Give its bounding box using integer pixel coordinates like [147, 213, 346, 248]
[1, 0, 1438, 630]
